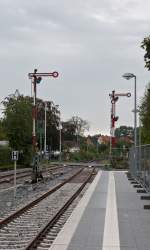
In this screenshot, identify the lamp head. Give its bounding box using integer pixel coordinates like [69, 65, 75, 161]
[122, 73, 135, 80]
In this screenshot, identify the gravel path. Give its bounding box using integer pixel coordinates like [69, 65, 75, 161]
[0, 167, 77, 220]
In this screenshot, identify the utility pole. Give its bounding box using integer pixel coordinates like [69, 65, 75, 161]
[28, 69, 59, 183]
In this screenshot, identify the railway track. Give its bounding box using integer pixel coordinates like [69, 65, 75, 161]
[25, 168, 95, 250]
[0, 165, 64, 186]
[0, 166, 77, 221]
[0, 172, 31, 185]
[0, 168, 32, 178]
[0, 168, 95, 249]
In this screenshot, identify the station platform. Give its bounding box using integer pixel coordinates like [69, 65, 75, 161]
[49, 170, 150, 250]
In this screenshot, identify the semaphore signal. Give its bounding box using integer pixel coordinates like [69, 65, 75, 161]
[28, 69, 59, 183]
[109, 90, 131, 155]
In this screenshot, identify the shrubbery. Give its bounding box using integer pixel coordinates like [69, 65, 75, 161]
[69, 148, 103, 162]
[111, 157, 129, 169]
[0, 146, 12, 166]
[0, 145, 32, 168]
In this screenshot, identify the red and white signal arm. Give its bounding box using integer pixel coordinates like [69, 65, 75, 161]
[12, 151, 19, 161]
[52, 71, 59, 78]
[127, 93, 131, 97]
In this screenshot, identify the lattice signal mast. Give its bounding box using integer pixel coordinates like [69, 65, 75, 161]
[109, 90, 131, 151]
[28, 69, 59, 183]
[28, 69, 59, 151]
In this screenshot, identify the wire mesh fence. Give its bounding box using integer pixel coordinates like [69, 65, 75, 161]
[129, 144, 150, 191]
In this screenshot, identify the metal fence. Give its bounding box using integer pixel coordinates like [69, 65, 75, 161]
[129, 144, 150, 191]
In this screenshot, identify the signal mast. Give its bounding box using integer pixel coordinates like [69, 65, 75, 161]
[109, 90, 131, 154]
[28, 69, 59, 183]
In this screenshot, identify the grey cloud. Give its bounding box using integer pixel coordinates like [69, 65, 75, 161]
[0, 0, 150, 134]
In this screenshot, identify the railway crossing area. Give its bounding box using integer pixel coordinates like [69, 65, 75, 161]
[49, 170, 150, 250]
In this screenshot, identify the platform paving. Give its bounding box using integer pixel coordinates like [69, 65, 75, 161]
[49, 170, 150, 250]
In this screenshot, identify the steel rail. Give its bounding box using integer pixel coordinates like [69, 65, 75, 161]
[0, 169, 32, 180]
[0, 165, 63, 180]
[25, 168, 95, 250]
[0, 168, 83, 228]
[0, 173, 32, 185]
[0, 165, 64, 185]
[0, 165, 64, 180]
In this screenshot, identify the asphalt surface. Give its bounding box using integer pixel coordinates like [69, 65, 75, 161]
[50, 170, 150, 250]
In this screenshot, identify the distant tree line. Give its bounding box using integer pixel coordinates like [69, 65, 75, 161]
[0, 93, 89, 166]
[140, 35, 150, 143]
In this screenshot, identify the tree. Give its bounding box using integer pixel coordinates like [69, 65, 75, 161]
[141, 35, 150, 70]
[36, 100, 60, 151]
[0, 119, 7, 140]
[139, 83, 150, 143]
[115, 126, 134, 139]
[69, 116, 89, 136]
[68, 116, 89, 146]
[3, 95, 33, 165]
[61, 116, 89, 152]
[2, 94, 61, 164]
[46, 102, 60, 150]
[61, 121, 76, 142]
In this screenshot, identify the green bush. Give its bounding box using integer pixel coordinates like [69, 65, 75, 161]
[0, 146, 11, 166]
[69, 148, 103, 162]
[18, 146, 33, 166]
[0, 145, 32, 168]
[110, 157, 129, 169]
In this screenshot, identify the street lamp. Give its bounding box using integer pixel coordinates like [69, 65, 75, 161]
[59, 119, 62, 164]
[44, 101, 48, 156]
[132, 109, 141, 174]
[122, 73, 137, 174]
[57, 108, 62, 165]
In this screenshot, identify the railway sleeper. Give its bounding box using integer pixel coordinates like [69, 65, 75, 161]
[42, 238, 54, 243]
[37, 247, 48, 250]
[2, 227, 39, 232]
[0, 240, 27, 244]
[40, 242, 52, 247]
[45, 231, 57, 237]
[49, 228, 59, 233]
[0, 248, 24, 250]
[5, 224, 40, 229]
[44, 236, 55, 241]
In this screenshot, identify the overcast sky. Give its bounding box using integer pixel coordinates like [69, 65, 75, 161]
[0, 0, 150, 135]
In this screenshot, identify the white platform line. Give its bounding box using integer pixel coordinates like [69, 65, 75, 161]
[102, 171, 120, 250]
[49, 171, 102, 250]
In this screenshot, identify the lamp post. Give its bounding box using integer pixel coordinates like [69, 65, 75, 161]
[59, 120, 62, 164]
[138, 114, 141, 174]
[132, 109, 141, 174]
[137, 110, 141, 174]
[44, 101, 48, 156]
[57, 109, 62, 165]
[122, 73, 137, 174]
